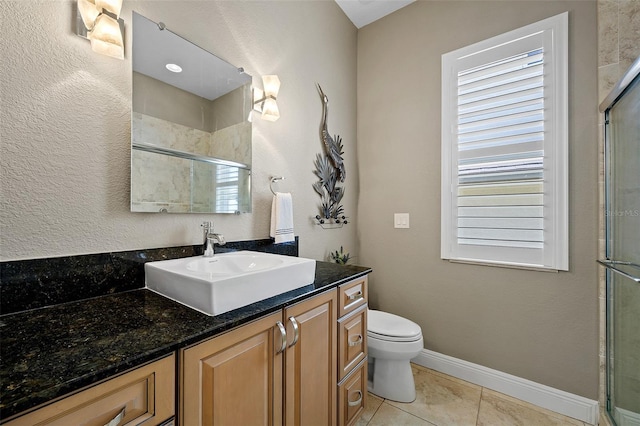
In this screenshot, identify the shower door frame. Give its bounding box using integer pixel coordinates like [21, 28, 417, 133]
[599, 56, 640, 426]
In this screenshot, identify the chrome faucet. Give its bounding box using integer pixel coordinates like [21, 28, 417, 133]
[201, 221, 226, 257]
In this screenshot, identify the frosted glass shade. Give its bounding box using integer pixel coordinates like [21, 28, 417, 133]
[262, 75, 280, 98]
[77, 0, 100, 29]
[89, 13, 124, 59]
[252, 77, 280, 121]
[262, 97, 280, 122]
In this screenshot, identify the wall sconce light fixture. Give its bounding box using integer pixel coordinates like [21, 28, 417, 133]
[76, 0, 125, 60]
[253, 75, 280, 122]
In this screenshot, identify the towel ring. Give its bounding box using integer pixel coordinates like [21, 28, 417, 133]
[270, 176, 285, 195]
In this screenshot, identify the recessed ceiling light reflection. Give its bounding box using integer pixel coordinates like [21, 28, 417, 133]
[166, 63, 182, 73]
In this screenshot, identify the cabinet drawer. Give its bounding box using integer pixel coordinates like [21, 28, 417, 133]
[338, 277, 367, 318]
[338, 304, 367, 382]
[337, 359, 367, 426]
[5, 354, 175, 426]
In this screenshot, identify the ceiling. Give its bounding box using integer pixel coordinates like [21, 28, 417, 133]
[335, 0, 415, 29]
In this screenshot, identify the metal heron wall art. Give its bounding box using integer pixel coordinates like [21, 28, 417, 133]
[313, 84, 348, 227]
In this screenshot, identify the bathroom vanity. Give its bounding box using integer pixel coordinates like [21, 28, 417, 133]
[182, 288, 337, 425]
[180, 274, 368, 426]
[0, 248, 370, 426]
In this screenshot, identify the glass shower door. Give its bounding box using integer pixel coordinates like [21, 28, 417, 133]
[607, 270, 640, 426]
[603, 68, 640, 426]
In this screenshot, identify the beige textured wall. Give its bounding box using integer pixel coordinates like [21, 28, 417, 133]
[0, 1, 358, 261]
[357, 0, 599, 398]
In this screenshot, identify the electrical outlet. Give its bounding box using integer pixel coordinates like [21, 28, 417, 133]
[394, 213, 410, 228]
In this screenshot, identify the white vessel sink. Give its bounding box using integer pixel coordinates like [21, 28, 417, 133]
[145, 251, 316, 315]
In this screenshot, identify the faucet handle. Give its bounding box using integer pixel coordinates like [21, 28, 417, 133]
[201, 221, 213, 231]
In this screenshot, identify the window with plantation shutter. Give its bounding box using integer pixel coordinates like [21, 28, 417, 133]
[441, 13, 568, 271]
[214, 165, 240, 213]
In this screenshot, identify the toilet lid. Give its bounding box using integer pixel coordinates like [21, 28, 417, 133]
[368, 310, 422, 340]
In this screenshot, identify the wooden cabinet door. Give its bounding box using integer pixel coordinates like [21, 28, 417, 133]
[181, 311, 284, 426]
[284, 290, 337, 426]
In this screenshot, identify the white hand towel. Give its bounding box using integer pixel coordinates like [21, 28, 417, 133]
[270, 192, 295, 244]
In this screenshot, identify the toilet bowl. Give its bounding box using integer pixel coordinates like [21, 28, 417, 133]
[367, 309, 423, 403]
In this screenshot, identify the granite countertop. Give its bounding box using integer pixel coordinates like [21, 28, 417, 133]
[0, 261, 371, 420]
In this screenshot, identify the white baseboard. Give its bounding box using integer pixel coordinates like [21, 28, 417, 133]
[412, 349, 599, 425]
[615, 407, 640, 426]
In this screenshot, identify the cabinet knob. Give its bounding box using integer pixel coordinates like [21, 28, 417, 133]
[348, 334, 363, 347]
[104, 407, 126, 426]
[288, 316, 300, 347]
[348, 291, 363, 301]
[276, 321, 287, 354]
[348, 390, 363, 407]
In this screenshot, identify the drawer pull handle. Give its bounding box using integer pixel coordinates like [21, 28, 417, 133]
[348, 334, 363, 347]
[276, 321, 287, 354]
[105, 407, 126, 426]
[288, 316, 300, 347]
[348, 291, 363, 301]
[348, 390, 363, 407]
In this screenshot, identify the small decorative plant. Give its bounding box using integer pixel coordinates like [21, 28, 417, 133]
[330, 246, 351, 265]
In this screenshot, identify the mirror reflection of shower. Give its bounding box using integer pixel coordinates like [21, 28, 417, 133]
[130, 12, 253, 214]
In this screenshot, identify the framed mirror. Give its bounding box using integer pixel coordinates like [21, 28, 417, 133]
[131, 12, 252, 213]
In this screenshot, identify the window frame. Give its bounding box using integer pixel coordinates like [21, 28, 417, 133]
[441, 12, 569, 271]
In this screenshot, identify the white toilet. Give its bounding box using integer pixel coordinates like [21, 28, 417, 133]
[367, 309, 423, 403]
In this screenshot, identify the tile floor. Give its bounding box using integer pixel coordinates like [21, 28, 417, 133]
[357, 364, 590, 426]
